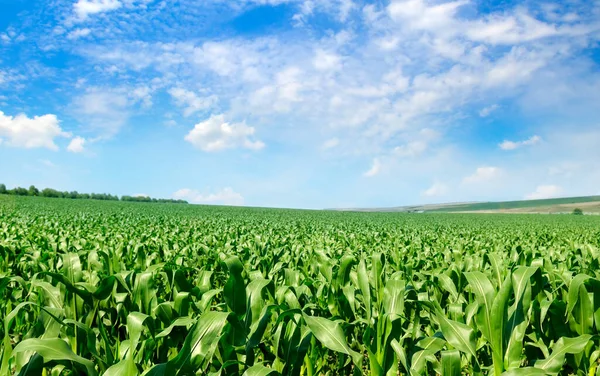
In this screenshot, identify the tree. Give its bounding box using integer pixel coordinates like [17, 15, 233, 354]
[41, 188, 60, 198]
[28, 185, 39, 196]
[11, 187, 29, 196]
[0, 184, 6, 194]
[573, 208, 583, 215]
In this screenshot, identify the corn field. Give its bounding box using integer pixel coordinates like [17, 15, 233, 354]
[1, 195, 600, 375]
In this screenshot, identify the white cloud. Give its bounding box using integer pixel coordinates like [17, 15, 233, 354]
[322, 137, 339, 149]
[422, 182, 448, 197]
[184, 114, 265, 152]
[173, 187, 244, 206]
[67, 28, 91, 40]
[74, 0, 122, 20]
[76, 90, 128, 115]
[462, 166, 501, 184]
[313, 49, 341, 71]
[72, 87, 151, 138]
[67, 136, 86, 153]
[465, 11, 562, 45]
[387, 0, 466, 33]
[499, 135, 541, 150]
[0, 111, 70, 150]
[363, 158, 381, 177]
[70, 0, 600, 177]
[479, 104, 499, 117]
[525, 185, 563, 200]
[394, 141, 427, 157]
[168, 88, 217, 117]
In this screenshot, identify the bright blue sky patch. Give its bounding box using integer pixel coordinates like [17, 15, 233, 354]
[1, 0, 599, 208]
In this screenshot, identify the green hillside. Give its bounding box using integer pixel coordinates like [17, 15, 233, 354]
[427, 195, 600, 212]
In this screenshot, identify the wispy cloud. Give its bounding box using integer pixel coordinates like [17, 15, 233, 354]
[173, 187, 244, 206]
[479, 104, 499, 117]
[499, 135, 541, 150]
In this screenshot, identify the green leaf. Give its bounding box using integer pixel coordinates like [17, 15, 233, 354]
[464, 272, 495, 342]
[411, 337, 446, 376]
[566, 274, 592, 320]
[357, 259, 372, 322]
[104, 358, 139, 376]
[505, 267, 536, 370]
[390, 339, 408, 373]
[223, 256, 247, 317]
[242, 364, 279, 376]
[382, 279, 405, 320]
[16, 353, 43, 376]
[155, 317, 195, 339]
[245, 278, 271, 330]
[437, 274, 459, 302]
[441, 350, 462, 376]
[12, 338, 97, 376]
[167, 311, 230, 373]
[436, 313, 477, 359]
[534, 335, 592, 375]
[302, 314, 362, 366]
[490, 274, 513, 375]
[501, 368, 548, 376]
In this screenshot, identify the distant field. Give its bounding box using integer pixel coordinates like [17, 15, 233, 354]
[335, 195, 600, 214]
[427, 195, 600, 213]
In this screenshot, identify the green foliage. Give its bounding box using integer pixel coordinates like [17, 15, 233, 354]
[1, 195, 600, 375]
[573, 208, 584, 215]
[0, 183, 187, 203]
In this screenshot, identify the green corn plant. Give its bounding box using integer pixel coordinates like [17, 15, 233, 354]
[1, 195, 600, 375]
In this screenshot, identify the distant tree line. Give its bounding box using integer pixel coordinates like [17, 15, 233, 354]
[0, 184, 187, 204]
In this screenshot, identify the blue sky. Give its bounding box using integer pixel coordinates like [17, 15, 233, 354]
[0, 0, 599, 209]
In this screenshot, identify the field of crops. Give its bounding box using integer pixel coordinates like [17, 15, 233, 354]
[1, 195, 600, 376]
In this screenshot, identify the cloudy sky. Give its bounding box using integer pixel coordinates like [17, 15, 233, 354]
[0, 0, 599, 208]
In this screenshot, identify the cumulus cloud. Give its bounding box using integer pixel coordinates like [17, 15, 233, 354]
[525, 184, 563, 200]
[499, 135, 541, 150]
[422, 182, 448, 197]
[363, 158, 381, 177]
[67, 136, 86, 153]
[462, 166, 501, 184]
[172, 187, 244, 206]
[184, 114, 265, 152]
[168, 88, 217, 117]
[74, 0, 122, 20]
[0, 111, 70, 150]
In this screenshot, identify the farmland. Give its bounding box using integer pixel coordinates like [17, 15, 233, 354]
[1, 195, 600, 375]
